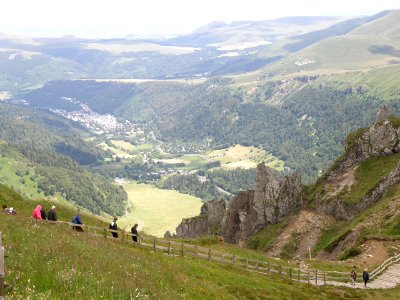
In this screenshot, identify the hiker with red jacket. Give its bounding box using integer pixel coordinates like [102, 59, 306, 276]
[32, 205, 42, 219]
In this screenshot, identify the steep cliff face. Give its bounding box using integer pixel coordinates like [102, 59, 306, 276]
[222, 191, 255, 243]
[223, 165, 302, 243]
[176, 164, 303, 243]
[176, 200, 226, 238]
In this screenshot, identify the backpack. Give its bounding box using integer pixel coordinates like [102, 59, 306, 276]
[71, 216, 78, 224]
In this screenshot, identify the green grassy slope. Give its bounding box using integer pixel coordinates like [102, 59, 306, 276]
[0, 103, 127, 215]
[3, 185, 400, 299]
[261, 10, 400, 74]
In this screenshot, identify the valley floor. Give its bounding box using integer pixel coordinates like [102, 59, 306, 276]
[118, 181, 203, 236]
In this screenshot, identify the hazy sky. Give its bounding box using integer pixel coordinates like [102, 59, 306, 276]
[0, 0, 399, 38]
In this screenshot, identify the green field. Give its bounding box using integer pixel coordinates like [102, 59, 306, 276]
[98, 142, 134, 158]
[110, 139, 136, 151]
[111, 140, 154, 154]
[118, 182, 203, 237]
[207, 145, 284, 171]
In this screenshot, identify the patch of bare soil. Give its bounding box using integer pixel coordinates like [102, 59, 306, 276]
[357, 240, 389, 266]
[325, 165, 358, 198]
[319, 194, 400, 261]
[266, 210, 335, 258]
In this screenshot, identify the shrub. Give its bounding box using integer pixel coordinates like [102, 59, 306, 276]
[340, 246, 362, 260]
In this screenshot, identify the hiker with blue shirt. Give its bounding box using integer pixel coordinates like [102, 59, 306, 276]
[72, 212, 84, 232]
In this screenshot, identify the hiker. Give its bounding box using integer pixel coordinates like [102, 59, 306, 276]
[7, 207, 16, 215]
[109, 217, 118, 238]
[71, 212, 84, 232]
[363, 269, 369, 287]
[47, 206, 57, 221]
[32, 205, 43, 220]
[350, 268, 357, 286]
[40, 207, 47, 220]
[131, 223, 139, 242]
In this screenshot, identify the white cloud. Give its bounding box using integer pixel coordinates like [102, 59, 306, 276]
[0, 0, 399, 37]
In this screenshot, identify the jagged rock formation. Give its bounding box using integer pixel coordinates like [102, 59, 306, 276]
[328, 106, 399, 177]
[176, 200, 226, 238]
[317, 106, 400, 219]
[222, 191, 255, 243]
[223, 164, 302, 243]
[176, 164, 302, 243]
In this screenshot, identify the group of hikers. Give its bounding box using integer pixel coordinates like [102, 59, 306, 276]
[109, 216, 140, 242]
[32, 204, 57, 221]
[30, 204, 140, 242]
[351, 267, 370, 288]
[4, 203, 371, 288]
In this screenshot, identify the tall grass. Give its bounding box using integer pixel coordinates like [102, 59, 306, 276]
[3, 184, 400, 298]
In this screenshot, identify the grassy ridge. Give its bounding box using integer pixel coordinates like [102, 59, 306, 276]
[3, 185, 400, 299]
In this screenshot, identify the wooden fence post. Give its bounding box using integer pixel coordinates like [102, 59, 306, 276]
[324, 273, 326, 285]
[194, 245, 198, 257]
[168, 242, 172, 255]
[290, 268, 293, 281]
[153, 239, 156, 251]
[268, 262, 271, 275]
[232, 255, 236, 265]
[315, 270, 318, 285]
[0, 233, 4, 299]
[181, 243, 184, 257]
[307, 272, 310, 284]
[208, 249, 212, 261]
[256, 260, 259, 272]
[298, 269, 300, 281]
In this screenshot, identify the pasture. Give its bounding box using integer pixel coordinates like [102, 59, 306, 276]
[118, 182, 203, 237]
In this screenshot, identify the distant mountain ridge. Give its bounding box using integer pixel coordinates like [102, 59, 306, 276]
[3, 9, 400, 184]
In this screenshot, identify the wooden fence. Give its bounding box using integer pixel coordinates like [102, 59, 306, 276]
[42, 220, 352, 285]
[2, 219, 397, 291]
[370, 253, 400, 280]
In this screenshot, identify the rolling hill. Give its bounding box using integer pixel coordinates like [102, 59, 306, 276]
[0, 102, 127, 215]
[259, 10, 400, 74]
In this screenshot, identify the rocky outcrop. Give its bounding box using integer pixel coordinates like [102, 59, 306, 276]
[327, 106, 400, 179]
[318, 162, 400, 220]
[176, 200, 226, 238]
[222, 165, 302, 243]
[222, 191, 255, 243]
[317, 106, 400, 220]
[176, 163, 303, 244]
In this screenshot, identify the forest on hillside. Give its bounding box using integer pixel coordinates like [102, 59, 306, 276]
[24, 77, 400, 183]
[0, 103, 127, 215]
